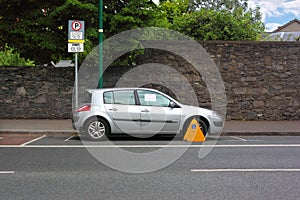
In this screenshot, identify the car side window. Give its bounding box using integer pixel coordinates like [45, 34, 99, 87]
[137, 90, 170, 107]
[103, 91, 113, 104]
[113, 90, 136, 105]
[83, 91, 92, 103]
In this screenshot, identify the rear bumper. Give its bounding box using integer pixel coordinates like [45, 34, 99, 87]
[71, 118, 77, 130]
[72, 113, 81, 131]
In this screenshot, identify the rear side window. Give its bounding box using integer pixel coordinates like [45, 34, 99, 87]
[113, 90, 136, 105]
[103, 91, 113, 104]
[83, 91, 92, 103]
[103, 90, 136, 105]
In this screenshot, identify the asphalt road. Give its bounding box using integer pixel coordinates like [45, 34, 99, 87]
[1, 136, 300, 200]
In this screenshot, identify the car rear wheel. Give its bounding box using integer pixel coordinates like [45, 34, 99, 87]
[84, 118, 109, 141]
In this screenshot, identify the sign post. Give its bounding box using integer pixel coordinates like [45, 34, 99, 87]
[68, 20, 85, 109]
[98, 0, 103, 88]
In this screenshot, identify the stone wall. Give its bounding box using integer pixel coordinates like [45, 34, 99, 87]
[0, 66, 74, 119]
[0, 41, 299, 120]
[139, 41, 300, 120]
[214, 41, 299, 120]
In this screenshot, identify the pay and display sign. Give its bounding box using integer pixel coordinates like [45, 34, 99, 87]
[68, 20, 85, 53]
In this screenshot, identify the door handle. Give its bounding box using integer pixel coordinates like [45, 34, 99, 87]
[141, 109, 150, 113]
[109, 108, 118, 111]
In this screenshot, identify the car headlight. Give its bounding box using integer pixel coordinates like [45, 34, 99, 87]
[208, 112, 223, 127]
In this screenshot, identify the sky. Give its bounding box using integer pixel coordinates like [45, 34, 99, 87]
[152, 0, 300, 32]
[248, 0, 300, 32]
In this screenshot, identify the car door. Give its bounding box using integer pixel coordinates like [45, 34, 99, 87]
[136, 89, 182, 134]
[104, 90, 141, 134]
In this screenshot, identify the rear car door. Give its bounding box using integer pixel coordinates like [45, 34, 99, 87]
[104, 90, 141, 134]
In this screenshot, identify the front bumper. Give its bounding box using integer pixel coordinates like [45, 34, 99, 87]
[209, 115, 224, 134]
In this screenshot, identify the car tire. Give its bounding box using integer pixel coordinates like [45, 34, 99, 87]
[84, 117, 109, 141]
[198, 118, 208, 136]
[180, 117, 208, 139]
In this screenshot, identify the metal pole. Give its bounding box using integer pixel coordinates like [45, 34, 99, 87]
[75, 52, 78, 108]
[98, 0, 103, 88]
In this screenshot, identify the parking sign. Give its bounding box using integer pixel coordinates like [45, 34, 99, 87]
[68, 20, 85, 53]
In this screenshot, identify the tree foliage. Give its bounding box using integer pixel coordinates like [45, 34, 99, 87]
[173, 8, 264, 41]
[0, 0, 168, 64]
[108, 0, 170, 35]
[189, 0, 248, 11]
[159, 0, 189, 24]
[0, 0, 265, 65]
[189, 0, 263, 23]
[161, 0, 264, 41]
[0, 0, 99, 64]
[0, 45, 35, 66]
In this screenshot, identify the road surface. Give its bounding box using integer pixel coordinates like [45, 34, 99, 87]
[0, 135, 300, 199]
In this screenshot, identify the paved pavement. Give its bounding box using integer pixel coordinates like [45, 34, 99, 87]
[0, 119, 76, 135]
[0, 119, 299, 136]
[222, 120, 300, 135]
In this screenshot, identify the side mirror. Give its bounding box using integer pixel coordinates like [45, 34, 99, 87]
[169, 101, 177, 108]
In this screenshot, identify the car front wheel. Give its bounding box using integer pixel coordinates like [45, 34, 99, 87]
[198, 119, 208, 136]
[84, 118, 109, 141]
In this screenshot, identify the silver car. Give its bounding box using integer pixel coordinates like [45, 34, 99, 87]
[73, 88, 223, 140]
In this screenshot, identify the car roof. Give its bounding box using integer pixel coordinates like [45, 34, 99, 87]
[86, 87, 159, 93]
[86, 87, 181, 105]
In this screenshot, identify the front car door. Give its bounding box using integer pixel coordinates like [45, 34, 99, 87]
[137, 90, 182, 134]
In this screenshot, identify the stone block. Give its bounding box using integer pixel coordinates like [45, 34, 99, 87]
[234, 88, 247, 95]
[254, 100, 265, 107]
[15, 86, 27, 96]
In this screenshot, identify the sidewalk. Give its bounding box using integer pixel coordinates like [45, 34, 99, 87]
[0, 119, 299, 136]
[0, 119, 76, 136]
[222, 120, 300, 136]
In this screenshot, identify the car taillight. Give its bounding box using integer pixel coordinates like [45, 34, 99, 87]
[76, 105, 91, 112]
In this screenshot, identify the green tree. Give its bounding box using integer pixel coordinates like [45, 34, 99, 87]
[162, 0, 264, 40]
[108, 0, 170, 35]
[0, 0, 264, 65]
[159, 0, 189, 24]
[0, 45, 35, 66]
[0, 0, 169, 65]
[0, 0, 99, 64]
[190, 0, 262, 23]
[189, 0, 248, 11]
